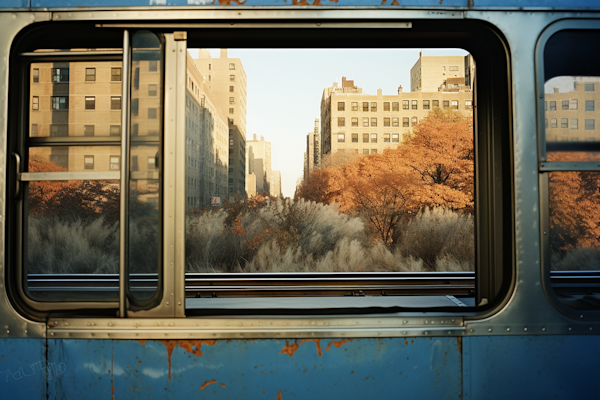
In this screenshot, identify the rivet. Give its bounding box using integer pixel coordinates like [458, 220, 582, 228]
[178, 302, 181, 306]
[470, 329, 474, 333]
[451, 319, 455, 322]
[488, 328, 492, 332]
[424, 331, 428, 335]
[506, 328, 510, 332]
[64, 322, 68, 326]
[403, 320, 408, 324]
[448, 331, 451, 334]
[108, 323, 113, 326]
[590, 327, 593, 331]
[166, 302, 170, 305]
[24, 330, 27, 334]
[580, 315, 584, 319]
[402, 331, 406, 335]
[542, 328, 546, 331]
[524, 327, 528, 331]
[50, 332, 54, 336]
[568, 327, 572, 331]
[6, 330, 9, 334]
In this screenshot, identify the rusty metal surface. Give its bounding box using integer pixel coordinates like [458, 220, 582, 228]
[48, 337, 462, 399]
[0, 339, 47, 398]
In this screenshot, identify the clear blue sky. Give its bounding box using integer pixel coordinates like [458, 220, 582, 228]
[189, 48, 468, 197]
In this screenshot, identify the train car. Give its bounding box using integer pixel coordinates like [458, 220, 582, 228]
[1, 0, 599, 398]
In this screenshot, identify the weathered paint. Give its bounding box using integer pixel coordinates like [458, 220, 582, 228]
[0, 339, 47, 400]
[463, 335, 600, 400]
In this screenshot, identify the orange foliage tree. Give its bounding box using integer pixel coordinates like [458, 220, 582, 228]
[296, 108, 474, 244]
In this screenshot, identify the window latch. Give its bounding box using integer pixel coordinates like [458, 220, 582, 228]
[13, 152, 21, 199]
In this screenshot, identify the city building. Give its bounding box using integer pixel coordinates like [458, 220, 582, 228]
[303, 118, 320, 181]
[247, 134, 272, 196]
[410, 54, 475, 92]
[544, 77, 600, 143]
[192, 49, 248, 199]
[270, 170, 282, 198]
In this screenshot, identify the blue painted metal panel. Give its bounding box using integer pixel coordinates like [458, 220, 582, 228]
[0, 0, 29, 7]
[0, 338, 47, 400]
[47, 339, 113, 399]
[50, 337, 462, 399]
[463, 335, 600, 400]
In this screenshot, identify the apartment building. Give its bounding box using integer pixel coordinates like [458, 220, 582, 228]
[304, 119, 320, 181]
[320, 77, 473, 158]
[544, 78, 600, 143]
[193, 49, 248, 199]
[247, 134, 272, 196]
[410, 54, 475, 92]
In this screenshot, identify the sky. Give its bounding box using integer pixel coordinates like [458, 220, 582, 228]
[189, 48, 468, 198]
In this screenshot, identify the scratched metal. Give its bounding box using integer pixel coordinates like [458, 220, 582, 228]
[48, 337, 461, 399]
[0, 339, 47, 399]
[463, 335, 600, 399]
[0, 0, 597, 9]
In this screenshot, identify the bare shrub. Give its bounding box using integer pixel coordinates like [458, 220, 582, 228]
[397, 207, 474, 271]
[551, 247, 600, 271]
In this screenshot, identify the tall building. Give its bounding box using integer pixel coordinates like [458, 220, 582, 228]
[319, 76, 473, 159]
[544, 77, 600, 143]
[247, 134, 272, 195]
[270, 170, 282, 198]
[304, 119, 320, 181]
[192, 49, 248, 199]
[410, 54, 474, 92]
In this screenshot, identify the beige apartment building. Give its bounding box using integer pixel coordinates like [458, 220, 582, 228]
[544, 78, 600, 143]
[320, 77, 473, 158]
[193, 49, 248, 199]
[410, 54, 475, 92]
[304, 119, 320, 181]
[270, 170, 282, 198]
[247, 134, 272, 196]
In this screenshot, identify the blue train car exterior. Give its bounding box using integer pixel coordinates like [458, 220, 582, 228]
[1, 0, 600, 398]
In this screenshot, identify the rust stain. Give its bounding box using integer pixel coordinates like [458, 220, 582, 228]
[325, 339, 352, 352]
[439, 0, 442, 3]
[391, 0, 399, 4]
[280, 339, 322, 357]
[276, 390, 283, 400]
[136, 339, 218, 381]
[211, 0, 246, 4]
[468, 0, 474, 6]
[404, 338, 408, 346]
[456, 337, 463, 354]
[291, 0, 323, 4]
[221, 383, 226, 388]
[137, 339, 147, 345]
[200, 380, 217, 390]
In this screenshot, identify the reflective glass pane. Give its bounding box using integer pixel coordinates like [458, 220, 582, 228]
[29, 146, 121, 172]
[128, 30, 162, 302]
[25, 180, 120, 301]
[29, 61, 123, 137]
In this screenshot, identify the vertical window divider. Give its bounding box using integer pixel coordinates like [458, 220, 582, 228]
[120, 30, 131, 318]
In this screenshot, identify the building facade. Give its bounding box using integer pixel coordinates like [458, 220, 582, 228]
[410, 54, 474, 92]
[303, 118, 320, 181]
[247, 134, 272, 196]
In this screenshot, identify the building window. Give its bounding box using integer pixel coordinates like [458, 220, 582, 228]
[370, 133, 377, 143]
[229, 108, 234, 114]
[229, 63, 235, 70]
[370, 149, 377, 154]
[392, 102, 399, 111]
[85, 68, 96, 82]
[402, 100, 409, 110]
[149, 60, 158, 72]
[208, 63, 211, 70]
[585, 119, 595, 130]
[337, 117, 345, 127]
[84, 96, 94, 110]
[111, 67, 121, 82]
[586, 100, 594, 112]
[338, 102, 345, 111]
[229, 86, 234, 92]
[561, 118, 568, 128]
[585, 83, 595, 92]
[229, 97, 234, 104]
[230, 74, 235, 81]
[362, 133, 369, 143]
[51, 68, 69, 83]
[392, 117, 399, 127]
[451, 100, 459, 109]
[383, 117, 390, 127]
[351, 133, 359, 143]
[110, 156, 120, 170]
[337, 133, 345, 143]
[550, 118, 557, 128]
[84, 155, 94, 170]
[423, 100, 430, 110]
[148, 156, 157, 170]
[148, 84, 157, 97]
[148, 108, 157, 119]
[432, 100, 439, 108]
[111, 96, 121, 110]
[362, 102, 369, 112]
[549, 101, 556, 110]
[32, 96, 39, 110]
[362, 117, 369, 127]
[351, 102, 358, 111]
[403, 117, 409, 127]
[131, 98, 138, 116]
[411, 117, 418, 126]
[362, 149, 369, 155]
[449, 66, 459, 71]
[562, 100, 569, 110]
[110, 125, 121, 136]
[392, 133, 400, 143]
[384, 102, 390, 111]
[208, 75, 211, 81]
[465, 100, 473, 110]
[53, 96, 69, 110]
[32, 68, 39, 83]
[371, 117, 377, 127]
[371, 102, 377, 112]
[443, 100, 449, 109]
[50, 124, 68, 137]
[84, 125, 94, 136]
[570, 99, 578, 110]
[570, 118, 578, 129]
[31, 124, 38, 136]
[411, 100, 418, 110]
[545, 101, 547, 111]
[351, 117, 358, 127]
[383, 133, 390, 143]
